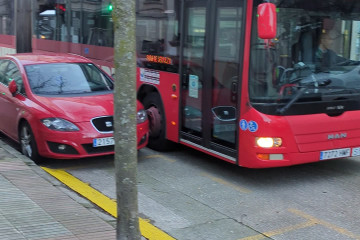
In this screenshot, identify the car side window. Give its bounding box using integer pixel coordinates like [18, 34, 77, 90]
[82, 64, 113, 91]
[7, 61, 26, 95]
[86, 65, 103, 83]
[0, 60, 10, 85]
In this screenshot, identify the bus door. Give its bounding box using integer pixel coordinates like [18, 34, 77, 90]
[180, 0, 244, 160]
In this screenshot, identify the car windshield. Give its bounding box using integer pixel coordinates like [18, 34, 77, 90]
[250, 0, 360, 115]
[25, 63, 113, 95]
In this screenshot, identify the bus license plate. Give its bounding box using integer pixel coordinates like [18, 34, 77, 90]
[352, 147, 360, 157]
[320, 148, 351, 160]
[93, 137, 114, 147]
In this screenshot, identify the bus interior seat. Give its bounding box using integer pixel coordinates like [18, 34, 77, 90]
[292, 29, 314, 65]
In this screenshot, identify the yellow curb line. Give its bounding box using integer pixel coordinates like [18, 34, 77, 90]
[42, 167, 175, 240]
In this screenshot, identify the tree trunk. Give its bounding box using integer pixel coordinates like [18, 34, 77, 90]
[112, 0, 140, 239]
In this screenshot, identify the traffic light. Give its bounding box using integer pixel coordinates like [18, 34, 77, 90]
[56, 4, 66, 12]
[102, 3, 113, 15]
[108, 4, 113, 12]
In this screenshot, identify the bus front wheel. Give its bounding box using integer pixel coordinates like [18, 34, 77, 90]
[143, 93, 170, 151]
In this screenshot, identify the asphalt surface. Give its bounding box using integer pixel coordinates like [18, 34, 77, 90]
[0, 134, 261, 240]
[3, 132, 360, 240]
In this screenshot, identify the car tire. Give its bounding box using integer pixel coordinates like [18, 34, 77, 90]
[19, 122, 42, 163]
[142, 92, 172, 151]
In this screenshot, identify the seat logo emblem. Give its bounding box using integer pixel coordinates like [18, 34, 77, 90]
[105, 121, 113, 127]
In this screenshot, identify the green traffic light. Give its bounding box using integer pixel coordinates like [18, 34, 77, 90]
[108, 4, 113, 11]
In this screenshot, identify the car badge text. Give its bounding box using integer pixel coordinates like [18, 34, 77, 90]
[105, 121, 113, 127]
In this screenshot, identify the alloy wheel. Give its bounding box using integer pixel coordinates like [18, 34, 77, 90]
[20, 125, 33, 158]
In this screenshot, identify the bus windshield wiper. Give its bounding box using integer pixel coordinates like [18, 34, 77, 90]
[276, 87, 308, 115]
[276, 79, 331, 115]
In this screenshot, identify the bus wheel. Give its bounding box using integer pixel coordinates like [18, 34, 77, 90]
[143, 92, 170, 151]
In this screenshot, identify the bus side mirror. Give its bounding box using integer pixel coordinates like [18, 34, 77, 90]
[257, 2, 277, 39]
[8, 80, 17, 96]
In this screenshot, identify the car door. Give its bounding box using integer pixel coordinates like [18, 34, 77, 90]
[0, 60, 26, 140]
[0, 60, 11, 133]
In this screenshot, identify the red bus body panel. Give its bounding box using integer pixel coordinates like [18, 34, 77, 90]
[238, 108, 360, 168]
[137, 68, 180, 143]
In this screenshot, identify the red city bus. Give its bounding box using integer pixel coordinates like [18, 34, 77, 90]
[1, 0, 360, 168]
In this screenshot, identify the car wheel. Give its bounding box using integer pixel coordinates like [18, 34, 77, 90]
[142, 92, 172, 151]
[19, 122, 41, 163]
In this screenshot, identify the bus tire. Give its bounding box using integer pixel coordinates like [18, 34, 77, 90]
[143, 92, 171, 151]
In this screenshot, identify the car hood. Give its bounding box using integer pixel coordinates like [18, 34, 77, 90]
[34, 93, 114, 122]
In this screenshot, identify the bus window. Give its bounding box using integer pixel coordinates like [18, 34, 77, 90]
[37, 10, 55, 40]
[35, 3, 66, 41]
[0, 1, 14, 36]
[212, 6, 242, 147]
[83, 0, 114, 47]
[182, 5, 206, 135]
[34, 0, 114, 47]
[136, 0, 180, 73]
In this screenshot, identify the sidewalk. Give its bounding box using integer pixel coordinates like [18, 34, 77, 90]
[0, 139, 116, 240]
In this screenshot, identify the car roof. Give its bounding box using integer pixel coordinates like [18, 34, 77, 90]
[2, 53, 92, 66]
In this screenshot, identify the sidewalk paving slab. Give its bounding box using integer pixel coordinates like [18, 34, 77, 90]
[0, 139, 117, 240]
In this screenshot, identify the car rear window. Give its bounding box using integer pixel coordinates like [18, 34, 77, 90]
[25, 63, 114, 95]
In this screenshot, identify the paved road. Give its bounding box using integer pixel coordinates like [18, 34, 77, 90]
[3, 132, 360, 240]
[35, 144, 360, 240]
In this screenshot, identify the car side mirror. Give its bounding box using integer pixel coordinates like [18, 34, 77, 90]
[8, 80, 18, 96]
[257, 2, 277, 39]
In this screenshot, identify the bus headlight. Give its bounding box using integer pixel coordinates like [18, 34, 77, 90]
[256, 137, 282, 148]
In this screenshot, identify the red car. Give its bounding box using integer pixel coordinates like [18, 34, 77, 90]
[0, 53, 149, 162]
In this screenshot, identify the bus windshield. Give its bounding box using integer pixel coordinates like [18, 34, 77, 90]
[249, 0, 360, 115]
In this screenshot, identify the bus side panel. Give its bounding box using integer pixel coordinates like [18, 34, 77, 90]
[33, 39, 114, 65]
[77, 43, 114, 64]
[0, 34, 16, 56]
[137, 68, 180, 143]
[33, 38, 69, 53]
[33, 39, 115, 76]
[238, 0, 255, 167]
